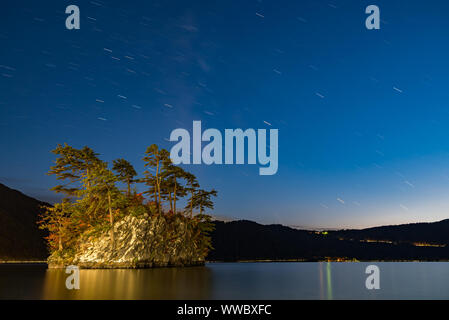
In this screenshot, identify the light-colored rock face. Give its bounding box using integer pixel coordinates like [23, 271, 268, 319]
[49, 214, 206, 269]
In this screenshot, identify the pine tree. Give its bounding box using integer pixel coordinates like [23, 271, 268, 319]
[142, 145, 170, 215]
[184, 172, 200, 217]
[171, 166, 187, 215]
[41, 143, 219, 261]
[193, 189, 218, 215]
[38, 199, 76, 252]
[48, 144, 100, 196]
[112, 158, 137, 196]
[160, 157, 187, 214]
[86, 162, 120, 247]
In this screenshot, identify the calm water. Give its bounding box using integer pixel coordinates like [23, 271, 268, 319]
[1, 262, 449, 299]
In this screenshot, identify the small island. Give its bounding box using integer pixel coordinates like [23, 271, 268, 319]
[39, 144, 216, 269]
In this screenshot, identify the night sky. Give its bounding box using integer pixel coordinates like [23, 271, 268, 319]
[2, 0, 449, 229]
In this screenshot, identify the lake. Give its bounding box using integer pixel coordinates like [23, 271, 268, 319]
[1, 262, 448, 299]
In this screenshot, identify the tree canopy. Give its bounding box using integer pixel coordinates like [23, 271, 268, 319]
[39, 143, 217, 259]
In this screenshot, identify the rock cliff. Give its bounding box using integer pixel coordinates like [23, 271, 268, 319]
[48, 214, 209, 268]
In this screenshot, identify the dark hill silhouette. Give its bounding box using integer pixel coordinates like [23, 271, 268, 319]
[0, 183, 48, 260]
[208, 219, 449, 262]
[332, 220, 449, 245]
[2, 182, 449, 262]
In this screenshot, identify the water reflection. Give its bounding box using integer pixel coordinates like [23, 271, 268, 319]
[318, 262, 324, 299]
[326, 262, 333, 300]
[0, 264, 47, 299]
[317, 262, 333, 300]
[2, 262, 449, 299]
[42, 266, 212, 299]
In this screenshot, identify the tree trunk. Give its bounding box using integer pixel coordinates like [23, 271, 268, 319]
[58, 223, 63, 251]
[173, 179, 177, 215]
[190, 190, 194, 218]
[168, 192, 173, 213]
[86, 167, 91, 189]
[153, 187, 157, 210]
[108, 191, 114, 248]
[157, 180, 162, 214]
[127, 178, 131, 197]
[156, 160, 161, 215]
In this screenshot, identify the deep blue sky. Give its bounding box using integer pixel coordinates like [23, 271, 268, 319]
[2, 0, 449, 228]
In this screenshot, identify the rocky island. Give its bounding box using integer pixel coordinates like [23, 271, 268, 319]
[40, 144, 216, 269]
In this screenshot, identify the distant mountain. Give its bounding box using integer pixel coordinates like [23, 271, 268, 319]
[208, 220, 313, 261]
[208, 219, 449, 262]
[3, 181, 449, 263]
[209, 214, 237, 222]
[332, 220, 449, 245]
[0, 183, 48, 260]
